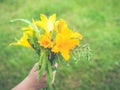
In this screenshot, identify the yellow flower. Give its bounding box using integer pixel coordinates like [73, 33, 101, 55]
[38, 33, 53, 48]
[10, 26, 33, 48]
[52, 19, 83, 60]
[36, 14, 56, 32]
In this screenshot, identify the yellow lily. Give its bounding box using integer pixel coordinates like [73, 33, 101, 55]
[36, 14, 56, 32]
[52, 19, 83, 60]
[10, 26, 33, 48]
[38, 33, 53, 48]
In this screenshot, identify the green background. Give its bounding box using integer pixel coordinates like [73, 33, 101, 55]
[0, 0, 120, 90]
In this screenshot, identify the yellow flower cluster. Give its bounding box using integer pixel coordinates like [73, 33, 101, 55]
[11, 14, 83, 60]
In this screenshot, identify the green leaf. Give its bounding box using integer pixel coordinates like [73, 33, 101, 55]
[28, 34, 34, 45]
[39, 28, 44, 35]
[10, 19, 39, 33]
[47, 60, 53, 81]
[52, 30, 56, 40]
[38, 51, 47, 79]
[38, 61, 46, 79]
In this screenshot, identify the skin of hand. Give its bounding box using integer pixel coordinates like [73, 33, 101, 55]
[12, 63, 57, 90]
[12, 63, 46, 90]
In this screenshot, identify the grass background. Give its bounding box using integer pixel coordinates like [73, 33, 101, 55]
[0, 0, 120, 90]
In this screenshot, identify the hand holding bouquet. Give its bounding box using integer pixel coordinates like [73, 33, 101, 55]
[10, 14, 83, 89]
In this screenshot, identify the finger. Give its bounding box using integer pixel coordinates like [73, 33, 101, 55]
[29, 63, 38, 74]
[42, 71, 47, 77]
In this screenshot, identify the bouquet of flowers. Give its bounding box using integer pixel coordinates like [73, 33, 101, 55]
[10, 14, 83, 89]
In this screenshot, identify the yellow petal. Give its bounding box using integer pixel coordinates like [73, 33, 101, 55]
[39, 34, 53, 48]
[51, 46, 59, 53]
[49, 14, 56, 23]
[58, 19, 68, 32]
[10, 35, 31, 48]
[35, 21, 44, 28]
[20, 34, 30, 47]
[40, 14, 48, 23]
[10, 26, 33, 48]
[61, 49, 70, 60]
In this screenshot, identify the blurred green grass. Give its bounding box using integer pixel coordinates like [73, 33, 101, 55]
[0, 0, 120, 90]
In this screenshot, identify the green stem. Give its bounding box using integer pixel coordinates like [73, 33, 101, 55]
[38, 49, 56, 90]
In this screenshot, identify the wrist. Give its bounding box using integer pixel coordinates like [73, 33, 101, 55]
[12, 76, 38, 90]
